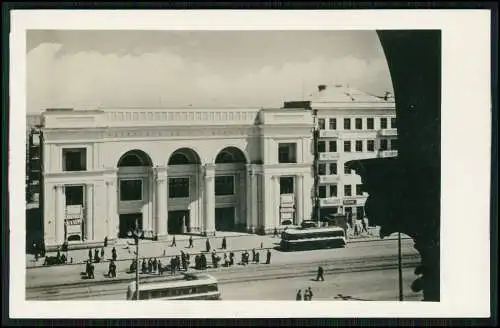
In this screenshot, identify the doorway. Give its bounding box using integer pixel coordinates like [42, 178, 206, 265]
[168, 210, 190, 234]
[119, 213, 143, 238]
[215, 207, 235, 231]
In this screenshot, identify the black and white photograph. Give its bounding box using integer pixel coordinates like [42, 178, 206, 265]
[8, 9, 492, 319]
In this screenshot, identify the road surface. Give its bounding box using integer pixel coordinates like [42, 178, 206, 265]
[26, 239, 421, 301]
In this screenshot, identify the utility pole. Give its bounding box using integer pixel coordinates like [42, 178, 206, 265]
[398, 232, 404, 301]
[129, 219, 143, 301]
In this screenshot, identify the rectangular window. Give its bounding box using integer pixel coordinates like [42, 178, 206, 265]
[344, 185, 352, 197]
[356, 184, 363, 196]
[355, 118, 363, 130]
[317, 141, 326, 153]
[120, 179, 143, 201]
[391, 139, 398, 150]
[329, 163, 337, 175]
[356, 206, 365, 220]
[380, 117, 388, 129]
[329, 118, 337, 130]
[169, 177, 190, 198]
[391, 117, 397, 129]
[62, 148, 86, 171]
[318, 164, 326, 175]
[344, 141, 351, 152]
[318, 118, 326, 130]
[355, 140, 363, 152]
[280, 177, 294, 194]
[344, 118, 351, 130]
[380, 139, 389, 151]
[65, 185, 84, 205]
[278, 143, 297, 164]
[215, 176, 234, 196]
[344, 163, 351, 175]
[367, 140, 375, 152]
[329, 141, 337, 152]
[319, 186, 327, 199]
[329, 185, 338, 197]
[367, 118, 374, 129]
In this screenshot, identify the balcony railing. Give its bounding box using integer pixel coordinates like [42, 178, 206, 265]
[319, 152, 340, 161]
[378, 150, 398, 158]
[320, 197, 341, 207]
[319, 130, 339, 138]
[379, 128, 398, 136]
[319, 175, 339, 184]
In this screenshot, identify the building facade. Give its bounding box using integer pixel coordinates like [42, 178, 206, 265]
[38, 107, 314, 248]
[285, 84, 398, 222]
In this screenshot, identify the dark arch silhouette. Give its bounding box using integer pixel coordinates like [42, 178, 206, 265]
[168, 148, 201, 165]
[215, 146, 247, 164]
[117, 150, 153, 167]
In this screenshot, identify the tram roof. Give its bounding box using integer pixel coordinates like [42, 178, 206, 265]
[283, 226, 345, 235]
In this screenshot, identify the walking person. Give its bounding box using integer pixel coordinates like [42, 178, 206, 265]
[112, 247, 117, 261]
[266, 249, 272, 264]
[100, 247, 105, 259]
[273, 227, 278, 238]
[188, 236, 194, 248]
[306, 287, 314, 301]
[88, 248, 92, 261]
[171, 235, 177, 247]
[316, 266, 325, 281]
[296, 289, 302, 301]
[158, 259, 163, 275]
[221, 236, 227, 250]
[206, 238, 211, 252]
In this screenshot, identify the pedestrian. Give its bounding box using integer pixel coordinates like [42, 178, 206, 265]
[255, 251, 260, 264]
[260, 241, 264, 249]
[100, 247, 105, 259]
[307, 287, 313, 300]
[89, 263, 95, 279]
[296, 289, 302, 301]
[148, 258, 153, 273]
[158, 260, 163, 275]
[163, 249, 166, 256]
[303, 289, 310, 301]
[266, 249, 271, 264]
[273, 227, 278, 238]
[112, 247, 117, 261]
[362, 217, 369, 234]
[316, 266, 324, 281]
[153, 258, 158, 272]
[206, 238, 211, 252]
[221, 236, 227, 250]
[252, 248, 256, 262]
[88, 248, 92, 260]
[188, 235, 194, 248]
[141, 259, 147, 274]
[170, 257, 176, 274]
[56, 247, 61, 261]
[104, 236, 108, 247]
[171, 235, 176, 247]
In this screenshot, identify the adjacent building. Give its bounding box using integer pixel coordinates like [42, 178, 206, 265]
[285, 84, 398, 222]
[35, 107, 314, 249]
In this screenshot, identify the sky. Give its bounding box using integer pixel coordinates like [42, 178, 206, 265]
[26, 30, 393, 113]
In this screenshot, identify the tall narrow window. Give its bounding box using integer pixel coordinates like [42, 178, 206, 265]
[328, 140, 337, 152]
[319, 186, 327, 199]
[329, 163, 337, 175]
[279, 177, 294, 194]
[317, 141, 326, 153]
[318, 164, 326, 175]
[367, 140, 375, 152]
[355, 140, 363, 152]
[120, 179, 143, 201]
[356, 184, 363, 196]
[391, 139, 398, 150]
[380, 117, 388, 129]
[380, 139, 388, 151]
[344, 185, 352, 197]
[344, 118, 351, 130]
[169, 178, 190, 198]
[344, 141, 351, 152]
[391, 117, 397, 129]
[344, 163, 351, 175]
[355, 118, 363, 130]
[367, 118, 374, 129]
[329, 118, 337, 130]
[329, 185, 338, 197]
[215, 176, 234, 196]
[318, 118, 326, 130]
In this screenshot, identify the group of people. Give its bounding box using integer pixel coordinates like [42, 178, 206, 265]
[87, 246, 117, 263]
[296, 287, 314, 301]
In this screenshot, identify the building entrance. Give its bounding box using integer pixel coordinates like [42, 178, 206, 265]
[215, 207, 235, 231]
[119, 213, 143, 238]
[168, 210, 190, 234]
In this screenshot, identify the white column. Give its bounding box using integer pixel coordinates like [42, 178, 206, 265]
[245, 165, 253, 232]
[204, 164, 216, 236]
[155, 167, 168, 238]
[251, 171, 259, 231]
[296, 175, 303, 224]
[238, 172, 246, 228]
[197, 167, 204, 233]
[55, 185, 65, 244]
[263, 174, 274, 233]
[274, 175, 280, 227]
[86, 184, 94, 241]
[106, 179, 117, 239]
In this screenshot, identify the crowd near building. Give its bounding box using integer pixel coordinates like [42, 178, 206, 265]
[25, 84, 397, 250]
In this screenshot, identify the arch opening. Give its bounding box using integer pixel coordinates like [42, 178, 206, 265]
[168, 148, 201, 165]
[215, 147, 247, 164]
[117, 150, 153, 167]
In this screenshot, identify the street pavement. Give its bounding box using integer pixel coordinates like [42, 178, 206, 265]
[26, 237, 418, 295]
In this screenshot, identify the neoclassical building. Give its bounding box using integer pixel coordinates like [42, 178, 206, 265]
[40, 107, 314, 248]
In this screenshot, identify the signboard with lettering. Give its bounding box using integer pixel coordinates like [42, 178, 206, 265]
[343, 199, 357, 205]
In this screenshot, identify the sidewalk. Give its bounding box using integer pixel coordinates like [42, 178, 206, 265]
[26, 228, 411, 269]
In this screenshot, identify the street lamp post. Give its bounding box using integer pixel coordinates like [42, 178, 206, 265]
[397, 232, 404, 301]
[128, 219, 142, 301]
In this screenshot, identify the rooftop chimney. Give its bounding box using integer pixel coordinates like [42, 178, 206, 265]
[318, 85, 326, 92]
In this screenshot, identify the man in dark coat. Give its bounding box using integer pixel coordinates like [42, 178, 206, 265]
[316, 266, 325, 281]
[206, 238, 211, 252]
[266, 249, 271, 264]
